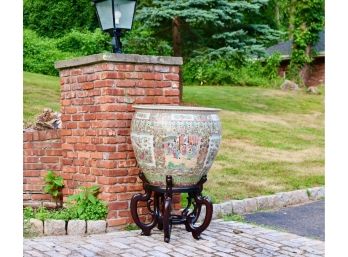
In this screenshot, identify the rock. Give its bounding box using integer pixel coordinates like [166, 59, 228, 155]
[274, 192, 291, 207]
[243, 198, 257, 213]
[44, 220, 66, 236]
[87, 220, 106, 234]
[275, 190, 309, 207]
[256, 195, 276, 210]
[307, 187, 325, 201]
[28, 219, 43, 236]
[212, 204, 222, 219]
[306, 86, 319, 94]
[289, 189, 309, 205]
[231, 200, 246, 214]
[220, 201, 233, 215]
[280, 80, 299, 91]
[67, 220, 86, 235]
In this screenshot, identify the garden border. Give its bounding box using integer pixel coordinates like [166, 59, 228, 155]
[199, 186, 325, 220]
[25, 219, 107, 237]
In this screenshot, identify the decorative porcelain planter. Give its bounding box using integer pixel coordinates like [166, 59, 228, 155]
[131, 105, 221, 187]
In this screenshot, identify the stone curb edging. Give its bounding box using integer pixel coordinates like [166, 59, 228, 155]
[26, 219, 107, 237]
[199, 186, 325, 221]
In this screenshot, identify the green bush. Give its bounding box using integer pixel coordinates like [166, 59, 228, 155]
[23, 207, 35, 220]
[24, 29, 111, 76]
[183, 54, 283, 87]
[24, 0, 98, 38]
[57, 29, 111, 56]
[122, 23, 172, 56]
[43, 171, 64, 208]
[24, 29, 74, 76]
[67, 185, 108, 221]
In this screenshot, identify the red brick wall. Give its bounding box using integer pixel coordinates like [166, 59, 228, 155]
[278, 57, 325, 87]
[23, 129, 62, 207]
[57, 57, 182, 228]
[23, 54, 182, 229]
[306, 57, 325, 87]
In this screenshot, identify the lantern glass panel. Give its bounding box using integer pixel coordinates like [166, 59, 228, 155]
[95, 0, 136, 31]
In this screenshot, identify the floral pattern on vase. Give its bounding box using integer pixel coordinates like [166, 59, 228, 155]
[130, 105, 222, 187]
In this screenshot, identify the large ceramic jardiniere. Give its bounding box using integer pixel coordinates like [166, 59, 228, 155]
[130, 105, 221, 187]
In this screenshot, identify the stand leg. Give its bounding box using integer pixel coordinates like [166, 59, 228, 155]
[130, 174, 157, 236]
[155, 192, 163, 230]
[185, 192, 213, 240]
[163, 175, 173, 243]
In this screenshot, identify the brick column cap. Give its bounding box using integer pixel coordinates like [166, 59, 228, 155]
[55, 53, 183, 70]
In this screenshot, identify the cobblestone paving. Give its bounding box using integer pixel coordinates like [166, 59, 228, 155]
[24, 220, 324, 257]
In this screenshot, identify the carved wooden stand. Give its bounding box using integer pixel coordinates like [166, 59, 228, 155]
[130, 172, 213, 243]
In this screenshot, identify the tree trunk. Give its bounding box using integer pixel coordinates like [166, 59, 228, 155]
[300, 45, 312, 86]
[288, 0, 296, 39]
[172, 16, 182, 57]
[172, 16, 183, 102]
[275, 2, 280, 29]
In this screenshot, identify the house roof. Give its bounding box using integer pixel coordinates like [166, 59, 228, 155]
[266, 30, 325, 59]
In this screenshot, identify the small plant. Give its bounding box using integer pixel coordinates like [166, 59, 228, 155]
[35, 206, 50, 221]
[67, 185, 108, 220]
[44, 170, 64, 208]
[223, 214, 245, 222]
[125, 223, 139, 231]
[23, 206, 35, 220]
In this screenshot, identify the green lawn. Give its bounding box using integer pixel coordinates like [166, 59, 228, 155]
[24, 72, 325, 203]
[23, 72, 61, 126]
[184, 86, 324, 202]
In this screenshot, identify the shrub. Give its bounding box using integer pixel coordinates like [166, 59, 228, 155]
[183, 54, 283, 87]
[23, 29, 76, 76]
[56, 29, 111, 56]
[24, 0, 98, 38]
[122, 23, 172, 56]
[67, 185, 108, 220]
[23, 207, 35, 220]
[43, 171, 64, 208]
[23, 29, 111, 76]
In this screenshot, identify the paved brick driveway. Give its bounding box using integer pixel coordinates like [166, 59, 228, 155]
[24, 220, 324, 257]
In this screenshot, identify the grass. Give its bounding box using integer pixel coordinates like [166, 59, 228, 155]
[183, 86, 324, 203]
[23, 72, 61, 127]
[223, 214, 245, 222]
[23, 72, 324, 204]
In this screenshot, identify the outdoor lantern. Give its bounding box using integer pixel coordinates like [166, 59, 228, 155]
[92, 0, 137, 53]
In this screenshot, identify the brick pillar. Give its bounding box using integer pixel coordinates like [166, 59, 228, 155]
[55, 53, 182, 229]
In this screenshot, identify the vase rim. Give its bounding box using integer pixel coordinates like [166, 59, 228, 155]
[133, 105, 221, 112]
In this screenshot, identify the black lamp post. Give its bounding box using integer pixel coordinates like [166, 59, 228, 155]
[92, 0, 137, 53]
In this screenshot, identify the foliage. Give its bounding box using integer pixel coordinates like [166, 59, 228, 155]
[23, 29, 75, 76]
[24, 206, 76, 221]
[223, 214, 245, 222]
[125, 223, 139, 231]
[43, 171, 64, 206]
[67, 185, 108, 221]
[34, 206, 51, 221]
[56, 29, 111, 56]
[288, 0, 324, 84]
[137, 0, 282, 58]
[23, 207, 35, 220]
[183, 54, 282, 87]
[24, 29, 111, 76]
[122, 23, 172, 56]
[23, 0, 98, 38]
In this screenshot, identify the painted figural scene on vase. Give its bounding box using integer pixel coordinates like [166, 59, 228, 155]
[130, 105, 222, 187]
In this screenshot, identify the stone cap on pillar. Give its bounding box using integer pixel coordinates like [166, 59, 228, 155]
[55, 53, 183, 70]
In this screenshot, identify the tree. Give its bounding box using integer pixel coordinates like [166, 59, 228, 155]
[288, 0, 324, 86]
[136, 0, 282, 98]
[24, 0, 99, 38]
[138, 0, 281, 57]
